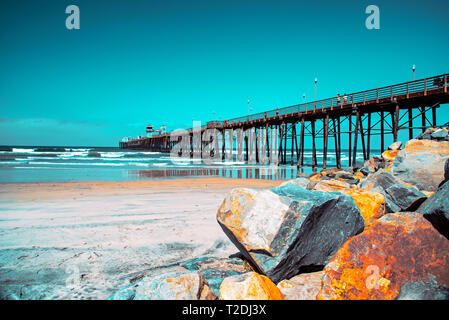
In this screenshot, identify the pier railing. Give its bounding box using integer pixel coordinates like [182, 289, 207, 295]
[139, 73, 447, 139]
[225, 73, 447, 125]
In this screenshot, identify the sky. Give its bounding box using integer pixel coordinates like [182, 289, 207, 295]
[1, 0, 448, 147]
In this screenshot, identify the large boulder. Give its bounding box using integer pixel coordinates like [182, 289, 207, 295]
[317, 212, 449, 300]
[360, 170, 427, 212]
[219, 272, 283, 300]
[109, 270, 217, 300]
[417, 181, 449, 240]
[312, 180, 386, 227]
[277, 271, 324, 300]
[391, 139, 449, 191]
[216, 184, 364, 283]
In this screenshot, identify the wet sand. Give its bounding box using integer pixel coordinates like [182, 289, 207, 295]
[0, 178, 281, 300]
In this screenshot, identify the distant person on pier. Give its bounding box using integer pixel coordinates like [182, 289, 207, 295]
[337, 94, 341, 105]
[343, 94, 348, 104]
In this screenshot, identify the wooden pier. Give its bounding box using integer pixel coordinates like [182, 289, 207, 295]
[119, 73, 449, 169]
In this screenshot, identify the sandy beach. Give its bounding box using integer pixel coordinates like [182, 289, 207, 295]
[0, 178, 281, 300]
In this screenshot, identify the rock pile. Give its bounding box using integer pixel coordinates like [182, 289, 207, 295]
[108, 128, 449, 300]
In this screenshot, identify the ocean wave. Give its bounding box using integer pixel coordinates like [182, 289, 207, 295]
[152, 163, 169, 167]
[12, 148, 35, 153]
[100, 152, 126, 158]
[31, 161, 128, 167]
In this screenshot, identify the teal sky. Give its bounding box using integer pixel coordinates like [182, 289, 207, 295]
[1, 0, 448, 147]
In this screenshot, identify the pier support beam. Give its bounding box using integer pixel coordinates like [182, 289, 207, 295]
[393, 103, 400, 142]
[359, 114, 367, 161]
[421, 107, 426, 133]
[283, 123, 287, 164]
[366, 113, 371, 159]
[380, 111, 385, 152]
[433, 105, 438, 127]
[332, 118, 339, 169]
[352, 109, 360, 167]
[337, 117, 341, 168]
[311, 120, 317, 171]
[348, 115, 352, 167]
[299, 118, 305, 168]
[323, 114, 329, 169]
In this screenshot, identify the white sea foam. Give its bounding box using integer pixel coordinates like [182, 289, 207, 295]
[32, 161, 127, 167]
[12, 148, 35, 153]
[152, 163, 169, 167]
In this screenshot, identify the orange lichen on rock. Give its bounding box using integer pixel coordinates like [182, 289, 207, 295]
[382, 149, 400, 162]
[308, 171, 327, 181]
[404, 138, 449, 152]
[421, 190, 435, 197]
[313, 180, 385, 226]
[317, 212, 449, 300]
[354, 171, 365, 179]
[219, 272, 284, 300]
[216, 188, 256, 242]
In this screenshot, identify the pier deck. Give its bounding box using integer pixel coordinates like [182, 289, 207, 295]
[119, 73, 449, 169]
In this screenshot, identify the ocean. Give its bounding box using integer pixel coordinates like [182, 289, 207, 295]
[0, 146, 371, 183]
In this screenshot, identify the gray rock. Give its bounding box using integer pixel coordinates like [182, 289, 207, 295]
[416, 127, 438, 140]
[431, 129, 449, 140]
[361, 170, 427, 213]
[108, 270, 217, 300]
[417, 181, 449, 240]
[388, 141, 402, 150]
[359, 166, 371, 176]
[384, 183, 427, 211]
[335, 172, 357, 180]
[360, 156, 386, 175]
[397, 279, 449, 300]
[391, 139, 449, 191]
[180, 256, 247, 296]
[280, 177, 311, 190]
[216, 185, 364, 283]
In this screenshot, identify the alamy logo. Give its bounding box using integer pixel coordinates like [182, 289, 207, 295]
[365, 265, 380, 289]
[169, 121, 279, 166]
[66, 5, 80, 30]
[365, 5, 380, 30]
